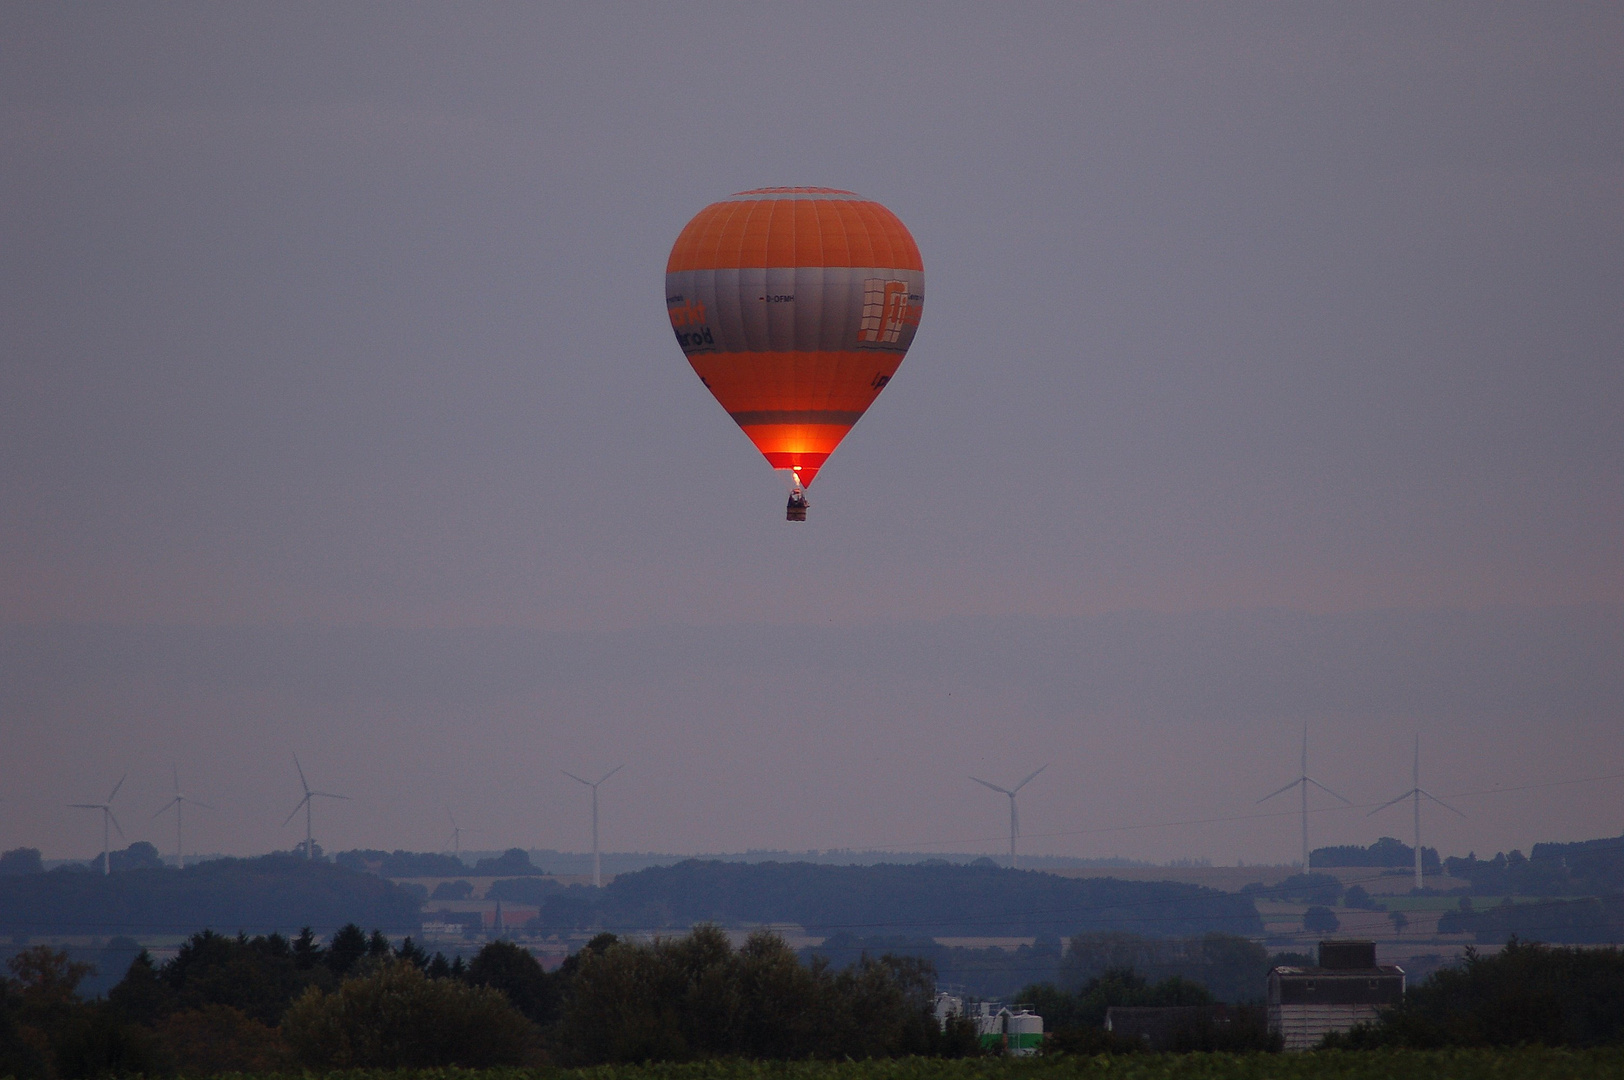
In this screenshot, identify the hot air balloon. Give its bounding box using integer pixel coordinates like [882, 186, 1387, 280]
[666, 187, 924, 520]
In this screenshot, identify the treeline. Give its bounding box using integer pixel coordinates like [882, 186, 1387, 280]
[0, 924, 975, 1075]
[1328, 939, 1624, 1048]
[1, 846, 166, 876]
[981, 932, 1310, 1053]
[332, 849, 468, 878]
[1437, 895, 1624, 944]
[0, 855, 422, 937]
[1308, 832, 1624, 897]
[514, 861, 1260, 937]
[802, 936, 1063, 1000]
[1020, 971, 1279, 1054]
[0, 925, 532, 1076]
[800, 932, 1276, 1004]
[1445, 835, 1624, 896]
[1057, 932, 1276, 1005]
[1311, 837, 1441, 873]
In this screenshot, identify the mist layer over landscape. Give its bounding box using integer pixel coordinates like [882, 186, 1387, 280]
[3, 606, 1619, 863]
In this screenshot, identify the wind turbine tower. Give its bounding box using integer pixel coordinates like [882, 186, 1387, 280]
[154, 768, 213, 869]
[970, 766, 1047, 869]
[446, 807, 482, 862]
[1258, 725, 1351, 869]
[1370, 734, 1464, 890]
[70, 775, 127, 875]
[283, 755, 348, 860]
[563, 765, 622, 887]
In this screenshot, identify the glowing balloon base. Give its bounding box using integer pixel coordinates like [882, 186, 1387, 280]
[786, 488, 809, 522]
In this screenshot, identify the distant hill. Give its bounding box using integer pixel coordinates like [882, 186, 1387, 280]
[429, 849, 1155, 878]
[527, 860, 1261, 938]
[0, 854, 423, 935]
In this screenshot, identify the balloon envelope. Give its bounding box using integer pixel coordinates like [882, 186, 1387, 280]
[666, 187, 924, 487]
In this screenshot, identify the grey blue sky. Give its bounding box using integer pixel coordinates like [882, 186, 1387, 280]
[2, 4, 1620, 865]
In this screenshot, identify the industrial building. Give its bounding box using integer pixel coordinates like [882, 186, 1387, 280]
[1267, 940, 1404, 1050]
[934, 994, 1043, 1056]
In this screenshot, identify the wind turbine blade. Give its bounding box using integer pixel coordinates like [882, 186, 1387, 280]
[1419, 789, 1466, 817]
[310, 791, 348, 800]
[108, 810, 125, 840]
[186, 799, 215, 811]
[1367, 789, 1416, 816]
[153, 798, 180, 819]
[294, 754, 310, 795]
[599, 764, 624, 784]
[562, 770, 591, 786]
[108, 774, 127, 803]
[1305, 777, 1353, 804]
[173, 766, 181, 795]
[447, 807, 458, 828]
[1256, 778, 1302, 804]
[1013, 764, 1048, 792]
[970, 777, 1013, 796]
[283, 795, 311, 827]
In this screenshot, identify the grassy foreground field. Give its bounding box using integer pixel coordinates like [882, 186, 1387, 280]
[288, 1049, 1624, 1080]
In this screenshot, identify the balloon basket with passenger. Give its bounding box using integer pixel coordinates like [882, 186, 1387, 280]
[786, 488, 808, 522]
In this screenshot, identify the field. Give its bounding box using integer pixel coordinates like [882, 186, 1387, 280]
[285, 1049, 1624, 1080]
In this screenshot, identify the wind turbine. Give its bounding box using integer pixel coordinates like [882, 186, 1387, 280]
[445, 807, 482, 862]
[970, 766, 1047, 869]
[1369, 734, 1463, 890]
[283, 755, 348, 860]
[70, 775, 127, 875]
[563, 765, 622, 887]
[153, 768, 213, 869]
[1258, 725, 1351, 870]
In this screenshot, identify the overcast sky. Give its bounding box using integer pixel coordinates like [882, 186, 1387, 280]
[3, 4, 1620, 865]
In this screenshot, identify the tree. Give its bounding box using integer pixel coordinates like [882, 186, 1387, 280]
[0, 981, 50, 1080]
[431, 879, 474, 900]
[1274, 873, 1343, 906]
[1344, 884, 1381, 910]
[1303, 906, 1341, 934]
[108, 842, 164, 872]
[5, 947, 163, 1079]
[153, 1003, 290, 1073]
[8, 947, 92, 1005]
[1328, 939, 1624, 1047]
[553, 925, 950, 1065]
[325, 924, 369, 977]
[466, 940, 558, 1026]
[156, 929, 324, 1025]
[1057, 931, 1269, 1003]
[473, 848, 541, 876]
[0, 848, 43, 877]
[106, 950, 170, 1025]
[282, 959, 536, 1068]
[292, 926, 324, 969]
[394, 936, 430, 971]
[1390, 909, 1410, 935]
